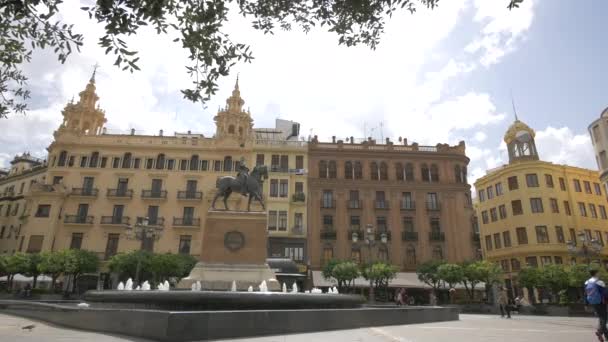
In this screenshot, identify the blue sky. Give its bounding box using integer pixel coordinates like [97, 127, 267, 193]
[1, 0, 605, 187]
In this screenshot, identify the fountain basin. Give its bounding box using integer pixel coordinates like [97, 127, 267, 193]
[84, 290, 365, 310]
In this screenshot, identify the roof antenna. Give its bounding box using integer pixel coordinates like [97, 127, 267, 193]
[510, 90, 519, 121]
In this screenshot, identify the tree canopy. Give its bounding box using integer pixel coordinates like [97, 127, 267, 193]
[1, 0, 524, 118]
[416, 259, 445, 290]
[322, 259, 360, 291]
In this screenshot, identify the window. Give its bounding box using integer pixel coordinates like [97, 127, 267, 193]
[595, 183, 603, 196]
[545, 174, 554, 188]
[481, 211, 489, 224]
[26, 235, 44, 253]
[35, 205, 51, 217]
[351, 249, 361, 263]
[279, 180, 288, 197]
[70, 233, 83, 249]
[530, 198, 543, 213]
[354, 162, 363, 180]
[105, 234, 119, 259]
[406, 246, 416, 265]
[280, 155, 289, 172]
[508, 176, 519, 190]
[296, 155, 304, 169]
[432, 246, 443, 260]
[223, 156, 233, 172]
[328, 161, 337, 179]
[278, 211, 287, 231]
[180, 160, 188, 171]
[512, 200, 523, 215]
[296, 181, 304, 194]
[427, 192, 438, 209]
[77, 203, 89, 219]
[145, 158, 153, 169]
[421, 164, 430, 182]
[182, 207, 194, 225]
[596, 230, 604, 246]
[167, 160, 175, 170]
[485, 235, 493, 251]
[156, 154, 165, 169]
[494, 233, 502, 249]
[564, 201, 572, 216]
[322, 190, 333, 208]
[147, 206, 159, 224]
[256, 154, 265, 166]
[52, 176, 63, 185]
[151, 179, 162, 194]
[430, 218, 441, 234]
[526, 174, 539, 187]
[503, 231, 512, 247]
[535, 226, 549, 243]
[113, 157, 121, 169]
[511, 259, 521, 271]
[345, 161, 354, 180]
[213, 160, 221, 172]
[430, 164, 439, 182]
[371, 162, 379, 181]
[578, 202, 587, 216]
[57, 151, 68, 166]
[559, 177, 566, 191]
[404, 163, 414, 181]
[270, 179, 278, 197]
[498, 205, 507, 219]
[584, 181, 592, 194]
[377, 216, 388, 232]
[402, 192, 414, 209]
[554, 256, 563, 265]
[190, 155, 199, 171]
[268, 211, 277, 230]
[68, 156, 75, 166]
[112, 205, 124, 223]
[500, 260, 510, 272]
[478, 189, 486, 202]
[323, 215, 333, 229]
[487, 186, 494, 199]
[569, 228, 577, 245]
[495, 182, 503, 196]
[323, 247, 333, 262]
[541, 256, 552, 266]
[516, 227, 528, 245]
[379, 162, 388, 180]
[403, 217, 414, 232]
[550, 198, 559, 213]
[590, 204, 598, 218]
[600, 205, 608, 219]
[79, 156, 88, 168]
[490, 208, 498, 222]
[294, 213, 303, 231]
[555, 226, 565, 243]
[201, 160, 208, 171]
[526, 256, 538, 268]
[573, 179, 582, 192]
[122, 153, 132, 168]
[133, 158, 140, 169]
[378, 247, 388, 261]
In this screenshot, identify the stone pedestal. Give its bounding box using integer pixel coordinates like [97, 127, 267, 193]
[178, 210, 279, 291]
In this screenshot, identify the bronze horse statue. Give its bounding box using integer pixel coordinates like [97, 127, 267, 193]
[212, 165, 268, 211]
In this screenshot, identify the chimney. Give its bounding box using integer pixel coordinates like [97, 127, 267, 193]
[188, 130, 191, 134]
[386, 138, 390, 144]
[350, 136, 354, 144]
[159, 129, 164, 136]
[130, 128, 135, 135]
[332, 136, 336, 143]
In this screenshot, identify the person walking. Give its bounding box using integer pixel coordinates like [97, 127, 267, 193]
[585, 269, 608, 341]
[498, 286, 511, 318]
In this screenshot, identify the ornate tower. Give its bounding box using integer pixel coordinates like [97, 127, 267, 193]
[503, 118, 539, 163]
[55, 68, 107, 137]
[214, 76, 254, 143]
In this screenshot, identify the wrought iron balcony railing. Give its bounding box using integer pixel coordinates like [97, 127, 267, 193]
[107, 189, 133, 198]
[64, 215, 94, 224]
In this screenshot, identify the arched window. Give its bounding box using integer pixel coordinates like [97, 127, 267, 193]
[190, 155, 199, 171]
[89, 152, 99, 168]
[156, 154, 165, 169]
[122, 153, 132, 169]
[406, 245, 416, 265]
[228, 125, 235, 134]
[345, 161, 353, 179]
[224, 156, 233, 172]
[455, 165, 462, 183]
[395, 163, 404, 181]
[57, 151, 68, 167]
[354, 162, 363, 179]
[371, 162, 379, 180]
[430, 164, 439, 182]
[328, 161, 337, 179]
[319, 160, 328, 178]
[421, 163, 430, 182]
[405, 163, 414, 181]
[432, 246, 443, 260]
[379, 162, 388, 180]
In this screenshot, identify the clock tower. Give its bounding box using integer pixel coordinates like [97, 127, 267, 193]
[503, 118, 539, 164]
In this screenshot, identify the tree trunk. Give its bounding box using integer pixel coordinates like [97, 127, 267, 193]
[33, 275, 38, 289]
[51, 275, 57, 293]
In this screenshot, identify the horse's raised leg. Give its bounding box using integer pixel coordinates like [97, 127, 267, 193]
[211, 192, 222, 210]
[223, 191, 231, 210]
[247, 194, 253, 212]
[255, 192, 265, 210]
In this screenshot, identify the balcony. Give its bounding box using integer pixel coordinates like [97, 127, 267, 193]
[177, 191, 203, 200]
[146, 217, 165, 227]
[292, 192, 306, 203]
[100, 216, 130, 225]
[347, 200, 362, 209]
[64, 215, 94, 224]
[270, 165, 289, 173]
[292, 226, 304, 235]
[429, 231, 445, 242]
[402, 231, 419, 241]
[374, 200, 389, 210]
[71, 188, 99, 197]
[141, 190, 168, 199]
[320, 199, 336, 209]
[400, 201, 416, 211]
[320, 228, 337, 240]
[173, 217, 200, 227]
[426, 201, 441, 211]
[107, 189, 133, 198]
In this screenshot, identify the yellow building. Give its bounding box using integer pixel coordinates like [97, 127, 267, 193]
[475, 118, 608, 292]
[0, 72, 308, 273]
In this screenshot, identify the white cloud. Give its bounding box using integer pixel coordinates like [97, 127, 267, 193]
[535, 126, 596, 170]
[474, 131, 487, 142]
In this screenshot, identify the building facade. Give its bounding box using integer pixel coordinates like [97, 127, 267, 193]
[307, 136, 477, 271]
[3, 73, 308, 273]
[588, 107, 608, 195]
[475, 118, 608, 291]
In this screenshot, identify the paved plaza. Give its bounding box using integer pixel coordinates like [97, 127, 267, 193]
[0, 312, 599, 342]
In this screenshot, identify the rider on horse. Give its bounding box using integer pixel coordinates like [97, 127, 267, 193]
[237, 157, 249, 196]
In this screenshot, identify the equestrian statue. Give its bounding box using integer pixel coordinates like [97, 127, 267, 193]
[212, 157, 268, 211]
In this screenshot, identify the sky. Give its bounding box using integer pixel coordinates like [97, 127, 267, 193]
[1, 0, 607, 189]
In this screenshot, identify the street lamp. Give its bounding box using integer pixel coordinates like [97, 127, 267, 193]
[566, 232, 603, 265]
[352, 223, 387, 303]
[124, 217, 164, 285]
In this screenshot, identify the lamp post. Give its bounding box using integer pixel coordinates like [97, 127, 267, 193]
[124, 217, 164, 285]
[352, 223, 388, 303]
[566, 232, 603, 265]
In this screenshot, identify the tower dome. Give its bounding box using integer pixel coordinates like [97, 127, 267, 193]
[503, 118, 539, 163]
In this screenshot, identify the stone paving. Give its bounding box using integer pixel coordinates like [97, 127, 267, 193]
[0, 312, 600, 342]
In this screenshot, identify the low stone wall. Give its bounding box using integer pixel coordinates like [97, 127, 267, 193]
[0, 300, 458, 341]
[451, 303, 594, 317]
